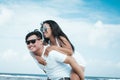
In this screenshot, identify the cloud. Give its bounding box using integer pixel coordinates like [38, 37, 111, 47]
[87, 58, 118, 67]
[1, 49, 29, 62]
[86, 58, 120, 77]
[94, 20, 103, 27]
[1, 49, 19, 61]
[0, 6, 13, 25]
[0, 49, 42, 73]
[88, 26, 108, 47]
[117, 62, 120, 67]
[88, 20, 120, 48]
[42, 0, 83, 9]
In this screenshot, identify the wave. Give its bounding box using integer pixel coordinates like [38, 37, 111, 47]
[0, 73, 47, 80]
[1, 73, 120, 80]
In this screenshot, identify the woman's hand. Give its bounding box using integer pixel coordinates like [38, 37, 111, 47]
[35, 55, 47, 65]
[44, 46, 57, 56]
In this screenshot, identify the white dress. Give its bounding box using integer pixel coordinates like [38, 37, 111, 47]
[55, 38, 86, 67]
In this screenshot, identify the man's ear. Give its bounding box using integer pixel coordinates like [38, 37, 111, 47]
[40, 39, 43, 42]
[40, 40, 44, 44]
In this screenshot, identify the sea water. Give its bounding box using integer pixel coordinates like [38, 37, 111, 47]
[0, 73, 47, 80]
[0, 73, 120, 80]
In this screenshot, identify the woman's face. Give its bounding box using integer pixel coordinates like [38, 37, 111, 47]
[42, 23, 52, 38]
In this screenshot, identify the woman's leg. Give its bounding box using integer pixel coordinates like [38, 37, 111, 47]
[70, 70, 80, 80]
[64, 56, 84, 80]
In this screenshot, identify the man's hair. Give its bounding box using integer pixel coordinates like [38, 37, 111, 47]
[25, 29, 42, 42]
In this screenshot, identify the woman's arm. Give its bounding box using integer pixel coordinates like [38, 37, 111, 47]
[57, 36, 73, 56]
[45, 36, 73, 56]
[44, 44, 73, 56]
[44, 36, 73, 56]
[35, 55, 47, 65]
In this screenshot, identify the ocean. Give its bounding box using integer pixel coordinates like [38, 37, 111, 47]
[0, 73, 120, 80]
[0, 73, 47, 80]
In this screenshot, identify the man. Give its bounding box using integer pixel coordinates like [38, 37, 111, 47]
[25, 30, 84, 80]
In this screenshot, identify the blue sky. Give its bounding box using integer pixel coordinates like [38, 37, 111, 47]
[0, 0, 120, 77]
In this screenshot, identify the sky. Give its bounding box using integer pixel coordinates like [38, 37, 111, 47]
[0, 0, 120, 77]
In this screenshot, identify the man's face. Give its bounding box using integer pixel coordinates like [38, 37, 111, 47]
[26, 35, 42, 53]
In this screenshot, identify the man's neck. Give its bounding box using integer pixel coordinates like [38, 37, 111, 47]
[35, 46, 44, 57]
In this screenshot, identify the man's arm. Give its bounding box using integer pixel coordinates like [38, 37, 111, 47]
[30, 53, 46, 73]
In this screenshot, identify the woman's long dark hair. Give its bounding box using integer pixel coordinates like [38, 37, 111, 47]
[40, 20, 74, 51]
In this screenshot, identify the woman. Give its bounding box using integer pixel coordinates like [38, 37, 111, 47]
[40, 20, 86, 80]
